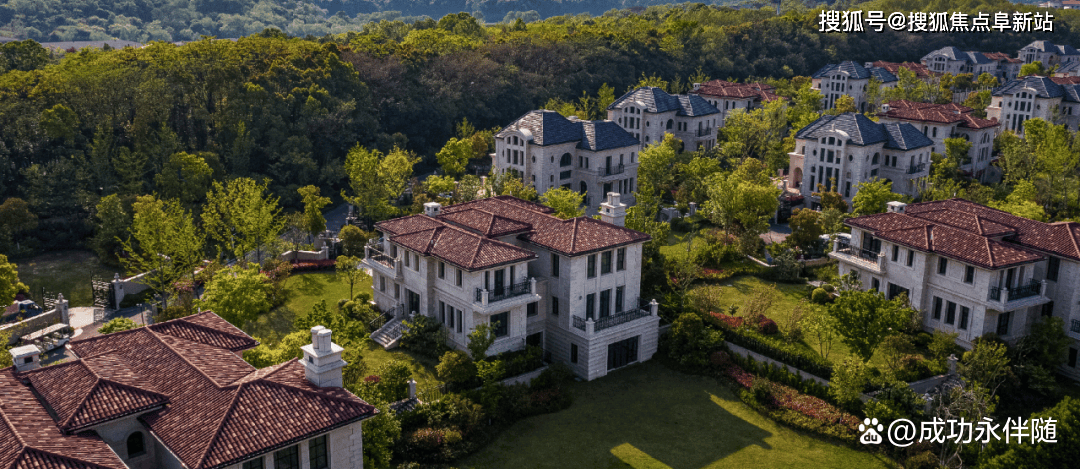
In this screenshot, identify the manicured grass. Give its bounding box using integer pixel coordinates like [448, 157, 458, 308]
[462, 360, 895, 469]
[242, 271, 440, 386]
[13, 251, 123, 307]
[659, 226, 711, 260]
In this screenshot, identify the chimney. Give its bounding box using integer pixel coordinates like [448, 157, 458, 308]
[600, 192, 627, 227]
[692, 82, 701, 90]
[11, 345, 42, 372]
[886, 201, 907, 213]
[301, 326, 347, 388]
[881, 103, 890, 113]
[947, 354, 958, 376]
[423, 201, 442, 217]
[408, 379, 417, 400]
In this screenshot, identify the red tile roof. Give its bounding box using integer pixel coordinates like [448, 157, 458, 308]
[983, 52, 1022, 64]
[0, 369, 128, 469]
[1051, 76, 1080, 85]
[880, 100, 998, 129]
[847, 211, 1043, 269]
[376, 196, 651, 265]
[5, 312, 377, 469]
[870, 61, 936, 78]
[691, 79, 785, 102]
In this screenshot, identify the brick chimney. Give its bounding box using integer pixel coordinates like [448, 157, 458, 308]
[600, 192, 627, 227]
[424, 202, 442, 217]
[11, 345, 41, 372]
[301, 326, 346, 388]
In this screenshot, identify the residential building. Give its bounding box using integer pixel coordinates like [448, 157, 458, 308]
[1, 312, 376, 469]
[787, 113, 933, 206]
[877, 100, 1000, 182]
[986, 75, 1080, 134]
[920, 47, 998, 77]
[1054, 61, 1080, 77]
[832, 199, 1080, 381]
[494, 110, 640, 212]
[606, 87, 720, 151]
[689, 79, 785, 127]
[811, 61, 898, 112]
[982, 52, 1024, 81]
[1019, 40, 1080, 65]
[363, 194, 660, 381]
[866, 60, 936, 80]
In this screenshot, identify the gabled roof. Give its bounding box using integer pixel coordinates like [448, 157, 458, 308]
[1055, 61, 1080, 74]
[1051, 76, 1080, 84]
[982, 52, 1022, 64]
[391, 225, 537, 270]
[1059, 44, 1080, 56]
[524, 216, 651, 256]
[9, 312, 377, 469]
[868, 67, 898, 83]
[0, 370, 127, 469]
[795, 113, 888, 145]
[882, 122, 934, 150]
[608, 87, 719, 116]
[993, 76, 1067, 98]
[690, 79, 785, 102]
[495, 111, 638, 150]
[1022, 40, 1058, 52]
[870, 61, 935, 78]
[879, 100, 998, 129]
[966, 51, 994, 64]
[922, 46, 968, 62]
[439, 208, 532, 237]
[812, 61, 871, 79]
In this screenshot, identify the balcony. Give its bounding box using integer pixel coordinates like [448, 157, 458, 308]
[828, 241, 886, 275]
[601, 164, 625, 177]
[696, 127, 714, 137]
[475, 279, 536, 305]
[364, 245, 402, 279]
[987, 279, 1049, 311]
[907, 162, 928, 174]
[572, 299, 658, 335]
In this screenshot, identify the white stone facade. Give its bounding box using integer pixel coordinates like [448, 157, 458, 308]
[225, 424, 365, 469]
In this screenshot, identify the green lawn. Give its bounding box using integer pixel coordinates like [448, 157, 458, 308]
[13, 251, 123, 307]
[462, 360, 894, 469]
[242, 271, 440, 386]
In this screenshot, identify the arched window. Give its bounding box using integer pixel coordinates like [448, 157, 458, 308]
[666, 119, 674, 130]
[127, 432, 146, 458]
[872, 153, 880, 164]
[560, 153, 572, 167]
[579, 181, 588, 195]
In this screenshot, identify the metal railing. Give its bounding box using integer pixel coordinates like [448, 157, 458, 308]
[595, 308, 650, 332]
[573, 316, 587, 331]
[367, 246, 395, 269]
[835, 242, 880, 262]
[989, 280, 1042, 302]
[602, 164, 626, 176]
[907, 162, 928, 174]
[475, 280, 532, 303]
[696, 127, 714, 137]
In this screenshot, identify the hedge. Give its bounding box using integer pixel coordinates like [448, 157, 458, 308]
[707, 313, 834, 379]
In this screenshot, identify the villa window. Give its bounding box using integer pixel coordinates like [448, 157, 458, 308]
[127, 432, 146, 458]
[571, 344, 578, 363]
[491, 312, 509, 338]
[599, 290, 611, 318]
[891, 246, 899, 262]
[601, 251, 612, 274]
[552, 297, 559, 316]
[996, 311, 1012, 336]
[617, 248, 626, 271]
[1048, 256, 1060, 281]
[274, 445, 300, 469]
[456, 268, 463, 287]
[616, 286, 625, 313]
[933, 297, 942, 320]
[457, 310, 462, 333]
[379, 275, 385, 292]
[309, 435, 329, 469]
[439, 261, 445, 279]
[243, 459, 264, 469]
[1069, 348, 1077, 368]
[946, 301, 957, 325]
[1042, 301, 1055, 318]
[528, 301, 538, 317]
[938, 258, 948, 275]
[552, 254, 561, 277]
[964, 266, 975, 284]
[960, 307, 970, 330]
[906, 250, 914, 267]
[588, 255, 597, 278]
[394, 284, 400, 299]
[586, 293, 596, 320]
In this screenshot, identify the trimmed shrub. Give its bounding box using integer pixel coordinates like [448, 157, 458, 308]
[811, 288, 831, 304]
[98, 317, 139, 334]
[758, 317, 779, 335]
[400, 315, 450, 359]
[707, 313, 834, 379]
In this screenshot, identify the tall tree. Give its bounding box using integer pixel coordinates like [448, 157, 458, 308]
[197, 266, 273, 327]
[540, 187, 585, 219]
[202, 178, 285, 265]
[0, 254, 28, 306]
[342, 145, 417, 223]
[851, 179, 906, 216]
[436, 137, 473, 178]
[119, 195, 203, 304]
[298, 185, 331, 241]
[90, 194, 131, 264]
[335, 255, 370, 300]
[705, 158, 781, 252]
[155, 152, 214, 211]
[828, 273, 917, 362]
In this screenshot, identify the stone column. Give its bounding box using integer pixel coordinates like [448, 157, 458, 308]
[529, 277, 536, 294]
[481, 289, 489, 306]
[57, 294, 69, 325]
[586, 319, 595, 335]
[112, 273, 124, 309]
[649, 299, 658, 316]
[947, 354, 958, 376]
[408, 379, 417, 400]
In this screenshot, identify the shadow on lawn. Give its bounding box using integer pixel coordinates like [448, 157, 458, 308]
[610, 390, 773, 469]
[292, 273, 330, 297]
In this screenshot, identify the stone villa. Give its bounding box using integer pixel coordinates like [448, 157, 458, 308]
[787, 113, 933, 207]
[1, 312, 376, 469]
[986, 75, 1080, 134]
[832, 199, 1080, 381]
[876, 100, 1001, 182]
[689, 79, 785, 127]
[363, 194, 660, 381]
[811, 61, 898, 112]
[607, 86, 720, 152]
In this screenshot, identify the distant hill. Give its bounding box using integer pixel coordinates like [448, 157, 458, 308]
[0, 0, 758, 42]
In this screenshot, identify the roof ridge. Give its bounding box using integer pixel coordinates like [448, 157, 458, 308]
[0, 385, 26, 450]
[144, 328, 227, 388]
[153, 316, 257, 351]
[984, 237, 995, 265]
[243, 362, 376, 407]
[195, 381, 247, 469]
[19, 446, 118, 469]
[59, 376, 103, 430]
[62, 378, 168, 431]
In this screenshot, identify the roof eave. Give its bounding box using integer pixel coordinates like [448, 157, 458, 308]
[199, 410, 379, 469]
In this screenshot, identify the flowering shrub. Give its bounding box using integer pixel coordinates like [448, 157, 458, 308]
[290, 259, 336, 271]
[364, 375, 382, 383]
[758, 317, 779, 335]
[710, 312, 744, 329]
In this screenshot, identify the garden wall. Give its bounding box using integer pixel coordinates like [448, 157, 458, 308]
[726, 342, 830, 387]
[2, 309, 62, 346]
[499, 365, 549, 386]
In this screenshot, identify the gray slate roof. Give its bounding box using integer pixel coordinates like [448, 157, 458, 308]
[1058, 61, 1080, 73]
[607, 87, 719, 116]
[1024, 40, 1057, 52]
[812, 61, 871, 79]
[993, 76, 1067, 99]
[922, 46, 993, 65]
[966, 51, 994, 64]
[496, 110, 638, 150]
[1059, 44, 1080, 56]
[868, 67, 898, 83]
[796, 113, 931, 150]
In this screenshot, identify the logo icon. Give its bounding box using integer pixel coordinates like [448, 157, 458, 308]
[859, 418, 884, 445]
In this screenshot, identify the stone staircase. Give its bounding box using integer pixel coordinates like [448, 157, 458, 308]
[371, 317, 406, 349]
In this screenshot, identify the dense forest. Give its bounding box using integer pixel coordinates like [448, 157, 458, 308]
[1, 0, 1079, 254]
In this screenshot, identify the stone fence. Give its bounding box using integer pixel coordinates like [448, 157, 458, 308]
[499, 365, 550, 387]
[2, 296, 69, 346]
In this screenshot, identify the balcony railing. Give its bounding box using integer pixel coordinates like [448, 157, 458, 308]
[367, 246, 395, 269]
[602, 164, 625, 176]
[989, 280, 1042, 302]
[835, 242, 880, 262]
[595, 308, 650, 332]
[696, 127, 714, 137]
[573, 316, 587, 331]
[907, 162, 928, 174]
[475, 280, 532, 304]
